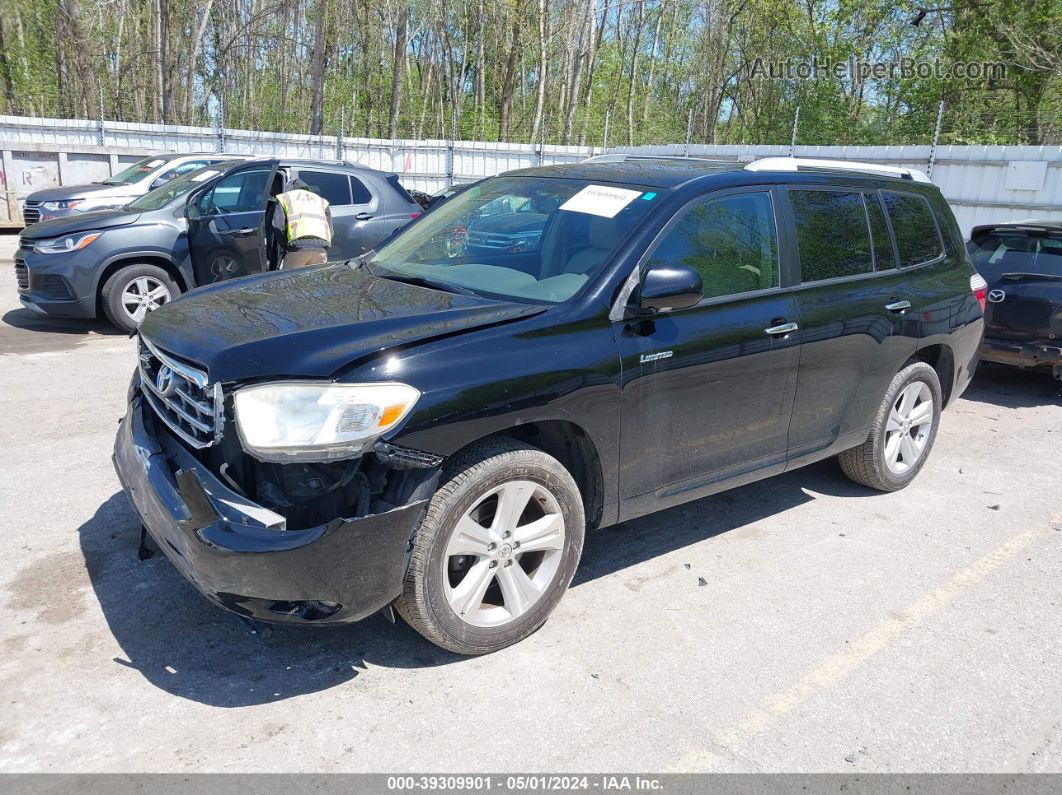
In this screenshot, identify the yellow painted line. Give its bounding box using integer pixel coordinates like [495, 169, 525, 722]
[672, 524, 1050, 771]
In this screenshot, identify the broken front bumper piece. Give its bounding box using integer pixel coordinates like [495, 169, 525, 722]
[112, 396, 429, 624]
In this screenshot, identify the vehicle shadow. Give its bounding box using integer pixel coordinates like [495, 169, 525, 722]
[82, 458, 870, 707]
[574, 458, 868, 586]
[1, 307, 121, 337]
[960, 363, 1061, 409]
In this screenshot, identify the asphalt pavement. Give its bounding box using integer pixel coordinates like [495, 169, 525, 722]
[0, 245, 1059, 773]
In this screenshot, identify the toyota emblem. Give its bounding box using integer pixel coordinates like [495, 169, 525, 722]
[155, 365, 177, 397]
[987, 289, 1006, 303]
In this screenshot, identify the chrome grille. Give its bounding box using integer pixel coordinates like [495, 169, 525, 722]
[22, 201, 41, 225]
[138, 337, 223, 449]
[15, 262, 28, 290]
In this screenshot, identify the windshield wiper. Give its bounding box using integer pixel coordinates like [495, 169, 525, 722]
[1001, 271, 1062, 281]
[374, 269, 478, 296]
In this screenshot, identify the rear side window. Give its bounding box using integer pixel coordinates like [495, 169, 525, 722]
[882, 192, 943, 267]
[350, 176, 373, 204]
[299, 170, 352, 205]
[790, 190, 873, 282]
[646, 191, 779, 300]
[865, 193, 896, 270]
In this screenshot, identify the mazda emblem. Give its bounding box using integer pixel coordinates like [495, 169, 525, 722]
[987, 289, 1006, 303]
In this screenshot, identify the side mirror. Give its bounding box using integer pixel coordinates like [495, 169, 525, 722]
[636, 264, 703, 313]
[186, 201, 201, 221]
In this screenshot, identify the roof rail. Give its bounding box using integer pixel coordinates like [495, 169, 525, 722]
[744, 156, 932, 183]
[585, 153, 733, 165]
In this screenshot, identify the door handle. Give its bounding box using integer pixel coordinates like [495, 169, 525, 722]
[355, 212, 374, 221]
[885, 299, 912, 313]
[764, 321, 799, 337]
[219, 227, 256, 236]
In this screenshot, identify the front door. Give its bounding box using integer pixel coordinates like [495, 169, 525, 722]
[188, 164, 277, 285]
[614, 188, 800, 514]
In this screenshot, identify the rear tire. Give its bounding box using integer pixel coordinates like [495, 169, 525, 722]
[100, 264, 179, 333]
[397, 438, 585, 655]
[839, 361, 942, 492]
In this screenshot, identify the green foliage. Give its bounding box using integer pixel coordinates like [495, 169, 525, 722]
[0, 0, 1056, 145]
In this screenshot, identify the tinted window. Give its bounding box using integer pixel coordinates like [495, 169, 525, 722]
[882, 192, 943, 267]
[646, 192, 778, 299]
[203, 168, 271, 213]
[791, 190, 873, 282]
[350, 176, 373, 204]
[865, 193, 896, 270]
[300, 170, 352, 205]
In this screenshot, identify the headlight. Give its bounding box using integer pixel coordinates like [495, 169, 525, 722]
[233, 382, 421, 462]
[41, 199, 84, 211]
[35, 232, 101, 254]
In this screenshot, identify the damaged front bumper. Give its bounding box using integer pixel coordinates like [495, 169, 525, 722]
[112, 395, 430, 624]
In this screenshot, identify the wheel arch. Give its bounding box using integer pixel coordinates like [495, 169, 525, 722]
[94, 254, 189, 315]
[446, 421, 605, 532]
[913, 343, 956, 406]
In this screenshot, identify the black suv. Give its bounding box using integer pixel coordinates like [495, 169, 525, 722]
[968, 220, 1062, 382]
[113, 157, 985, 654]
[15, 159, 421, 332]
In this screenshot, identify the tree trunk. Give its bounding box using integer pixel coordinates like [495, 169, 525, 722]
[387, 2, 409, 138]
[529, 0, 549, 144]
[309, 0, 328, 135]
[184, 0, 214, 125]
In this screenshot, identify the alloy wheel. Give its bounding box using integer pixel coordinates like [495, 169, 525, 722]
[442, 480, 566, 628]
[883, 381, 934, 474]
[120, 276, 171, 324]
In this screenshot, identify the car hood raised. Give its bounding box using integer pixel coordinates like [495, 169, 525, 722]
[138, 262, 547, 382]
[20, 208, 144, 239]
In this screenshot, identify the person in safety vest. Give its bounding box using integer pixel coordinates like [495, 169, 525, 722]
[271, 178, 333, 268]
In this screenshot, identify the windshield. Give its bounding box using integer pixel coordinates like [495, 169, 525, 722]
[102, 156, 170, 186]
[125, 167, 224, 212]
[369, 176, 661, 303]
[969, 231, 1062, 281]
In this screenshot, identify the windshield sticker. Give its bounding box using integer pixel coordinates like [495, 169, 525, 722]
[559, 184, 643, 218]
[145, 159, 165, 168]
[191, 170, 221, 182]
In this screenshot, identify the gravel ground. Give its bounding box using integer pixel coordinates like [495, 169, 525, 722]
[0, 249, 1059, 773]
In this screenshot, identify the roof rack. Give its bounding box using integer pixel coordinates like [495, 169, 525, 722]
[744, 156, 932, 183]
[584, 153, 733, 165]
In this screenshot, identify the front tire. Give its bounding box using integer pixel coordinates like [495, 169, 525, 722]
[100, 264, 179, 333]
[397, 438, 585, 655]
[839, 360, 943, 492]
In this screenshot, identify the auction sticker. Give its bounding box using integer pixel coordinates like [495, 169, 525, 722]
[559, 184, 643, 218]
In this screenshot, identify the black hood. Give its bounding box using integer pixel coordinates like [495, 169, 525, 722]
[20, 208, 144, 239]
[138, 263, 547, 382]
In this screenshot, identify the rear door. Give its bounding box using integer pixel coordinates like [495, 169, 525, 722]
[294, 169, 408, 259]
[782, 187, 918, 465]
[187, 164, 277, 284]
[614, 187, 801, 509]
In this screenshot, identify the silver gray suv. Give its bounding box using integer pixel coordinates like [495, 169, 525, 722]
[21, 153, 246, 225]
